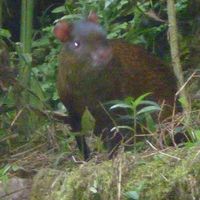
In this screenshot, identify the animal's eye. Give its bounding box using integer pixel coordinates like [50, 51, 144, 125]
[74, 41, 80, 48]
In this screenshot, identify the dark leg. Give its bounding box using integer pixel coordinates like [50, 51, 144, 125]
[70, 114, 91, 160]
[75, 135, 90, 160]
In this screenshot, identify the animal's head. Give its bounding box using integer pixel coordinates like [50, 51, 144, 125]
[54, 12, 112, 68]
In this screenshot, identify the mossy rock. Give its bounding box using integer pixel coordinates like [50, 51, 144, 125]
[30, 145, 200, 200]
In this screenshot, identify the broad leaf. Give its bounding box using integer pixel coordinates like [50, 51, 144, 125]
[137, 105, 161, 115]
[81, 107, 95, 134]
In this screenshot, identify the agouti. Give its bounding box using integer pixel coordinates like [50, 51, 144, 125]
[54, 12, 178, 160]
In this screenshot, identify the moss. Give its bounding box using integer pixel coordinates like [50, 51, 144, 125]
[30, 168, 66, 200]
[30, 145, 200, 200]
[58, 161, 116, 200]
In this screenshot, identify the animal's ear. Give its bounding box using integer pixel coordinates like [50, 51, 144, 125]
[87, 11, 98, 24]
[53, 21, 71, 42]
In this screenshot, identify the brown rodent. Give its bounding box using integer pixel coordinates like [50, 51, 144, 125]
[54, 12, 178, 160]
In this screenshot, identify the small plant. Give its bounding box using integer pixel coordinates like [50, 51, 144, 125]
[0, 164, 20, 183]
[124, 182, 144, 200]
[108, 93, 161, 148]
[124, 191, 139, 200]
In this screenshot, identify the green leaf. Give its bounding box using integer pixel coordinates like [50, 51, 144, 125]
[11, 164, 21, 172]
[51, 6, 66, 13]
[2, 164, 11, 175]
[118, 115, 134, 121]
[0, 29, 11, 38]
[57, 102, 67, 112]
[111, 125, 135, 132]
[192, 129, 200, 141]
[58, 14, 81, 21]
[21, 53, 32, 64]
[110, 103, 133, 110]
[139, 100, 160, 107]
[144, 114, 156, 132]
[89, 186, 98, 193]
[131, 93, 151, 108]
[81, 107, 96, 133]
[32, 38, 49, 47]
[137, 105, 161, 115]
[124, 191, 139, 200]
[117, 0, 129, 10]
[29, 77, 46, 109]
[178, 96, 188, 108]
[52, 92, 59, 101]
[124, 96, 135, 104]
[105, 0, 115, 8]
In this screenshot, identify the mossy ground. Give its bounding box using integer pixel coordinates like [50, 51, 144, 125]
[31, 145, 200, 200]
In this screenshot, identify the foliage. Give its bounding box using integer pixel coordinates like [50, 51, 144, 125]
[124, 191, 140, 200]
[0, 28, 11, 38]
[0, 164, 20, 183]
[108, 93, 161, 137]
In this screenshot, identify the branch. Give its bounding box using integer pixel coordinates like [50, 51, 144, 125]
[167, 0, 190, 117]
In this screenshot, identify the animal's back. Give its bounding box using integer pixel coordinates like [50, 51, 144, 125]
[110, 39, 177, 107]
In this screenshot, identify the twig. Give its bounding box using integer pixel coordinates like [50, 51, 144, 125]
[71, 156, 86, 164]
[146, 140, 181, 161]
[176, 71, 197, 97]
[10, 143, 46, 158]
[10, 107, 25, 127]
[117, 155, 122, 200]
